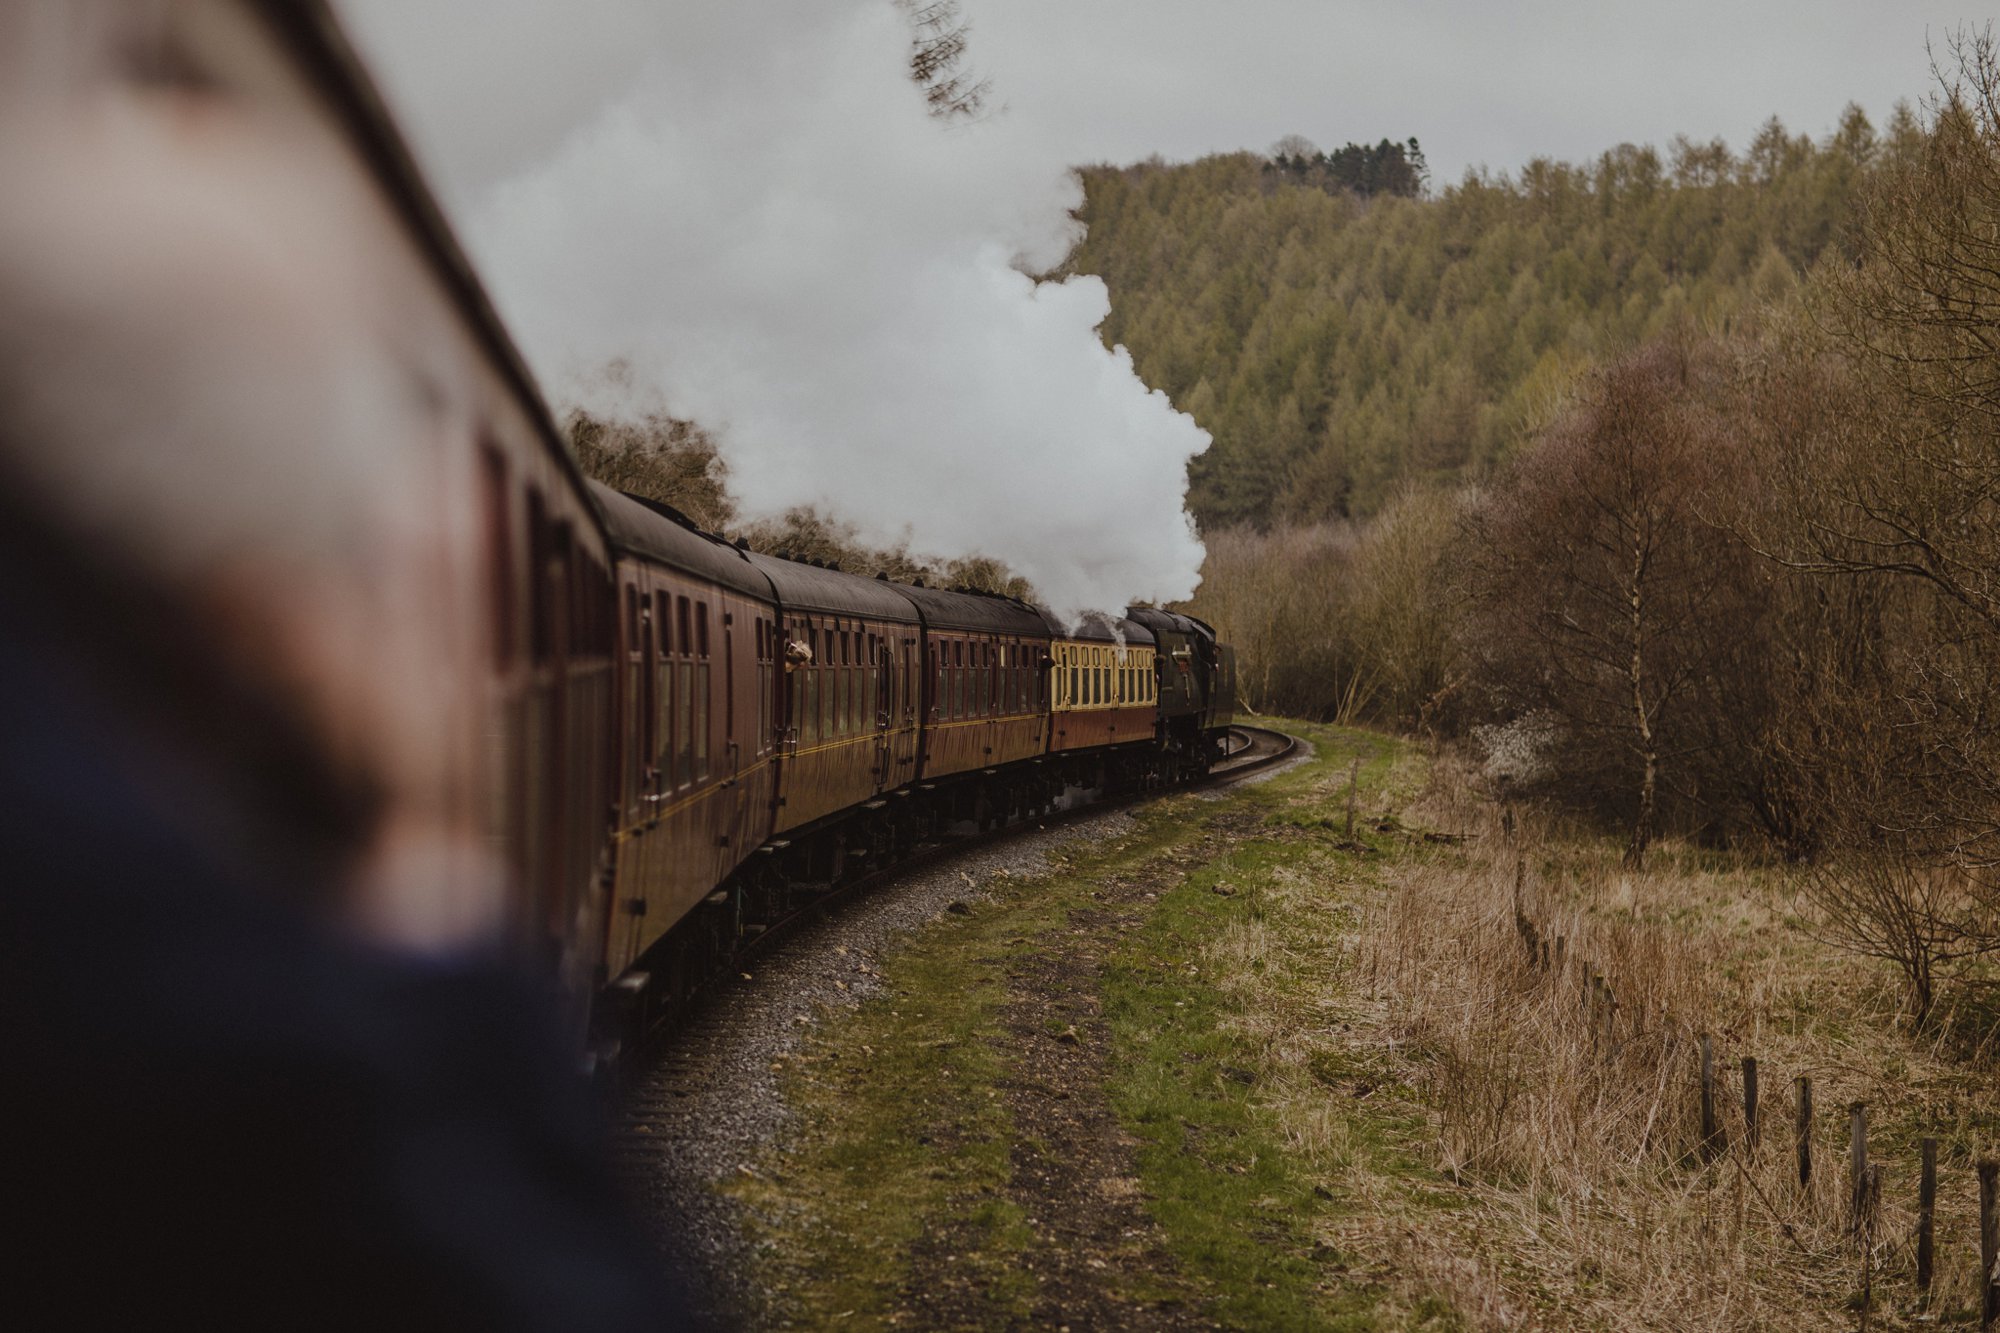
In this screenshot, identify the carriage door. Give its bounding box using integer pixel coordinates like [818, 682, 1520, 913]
[889, 637, 918, 785]
[872, 638, 894, 791]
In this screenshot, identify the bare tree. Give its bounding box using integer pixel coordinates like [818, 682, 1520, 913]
[1728, 37, 2000, 1019]
[897, 0, 991, 121]
[1467, 340, 1758, 866]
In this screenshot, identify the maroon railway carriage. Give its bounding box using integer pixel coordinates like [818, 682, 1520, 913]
[590, 484, 781, 981]
[236, 1, 625, 1004]
[748, 555, 924, 835]
[895, 585, 1052, 784]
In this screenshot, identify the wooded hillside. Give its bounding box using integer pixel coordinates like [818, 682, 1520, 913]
[1064, 108, 1913, 525]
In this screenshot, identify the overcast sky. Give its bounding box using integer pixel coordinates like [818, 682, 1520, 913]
[347, 1, 1989, 204]
[969, 1, 1986, 181]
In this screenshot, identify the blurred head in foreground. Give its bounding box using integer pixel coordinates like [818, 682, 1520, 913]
[0, 2, 685, 1324]
[0, 0, 515, 948]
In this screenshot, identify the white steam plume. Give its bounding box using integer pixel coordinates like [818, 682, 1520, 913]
[336, 1, 1207, 621]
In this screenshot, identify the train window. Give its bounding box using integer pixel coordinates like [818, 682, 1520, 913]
[677, 597, 691, 660]
[804, 663, 819, 744]
[680, 656, 696, 784]
[526, 490, 550, 665]
[668, 644, 684, 780]
[768, 619, 781, 753]
[479, 448, 516, 669]
[821, 655, 834, 738]
[696, 657, 710, 779]
[570, 546, 600, 657]
[697, 603, 710, 658]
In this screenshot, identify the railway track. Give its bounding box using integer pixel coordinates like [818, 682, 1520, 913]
[1213, 723, 1293, 771]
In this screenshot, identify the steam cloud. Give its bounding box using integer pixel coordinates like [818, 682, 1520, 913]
[336, 0, 1208, 620]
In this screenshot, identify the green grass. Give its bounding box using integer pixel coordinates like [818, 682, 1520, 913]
[732, 720, 1462, 1329]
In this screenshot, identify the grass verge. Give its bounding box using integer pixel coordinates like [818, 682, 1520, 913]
[729, 719, 2000, 1330]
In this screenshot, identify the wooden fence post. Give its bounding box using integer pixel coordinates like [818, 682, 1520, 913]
[1795, 1076, 1813, 1189]
[1849, 1104, 1869, 1236]
[1859, 1162, 1881, 1322]
[1699, 1034, 1720, 1159]
[1918, 1137, 1937, 1295]
[1741, 1057, 1760, 1154]
[1980, 1159, 1999, 1330]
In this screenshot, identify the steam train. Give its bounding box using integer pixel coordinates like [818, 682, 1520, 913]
[5, 0, 1235, 1061]
[563, 484, 1237, 1054]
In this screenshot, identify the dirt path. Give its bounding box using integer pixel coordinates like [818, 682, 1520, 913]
[895, 851, 1227, 1331]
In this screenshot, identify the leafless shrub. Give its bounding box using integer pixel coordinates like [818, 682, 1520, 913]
[1801, 852, 2000, 1026]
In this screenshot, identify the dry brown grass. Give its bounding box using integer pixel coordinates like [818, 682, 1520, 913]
[1333, 751, 2000, 1329]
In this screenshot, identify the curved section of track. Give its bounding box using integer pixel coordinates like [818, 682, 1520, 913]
[1212, 724, 1295, 774]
